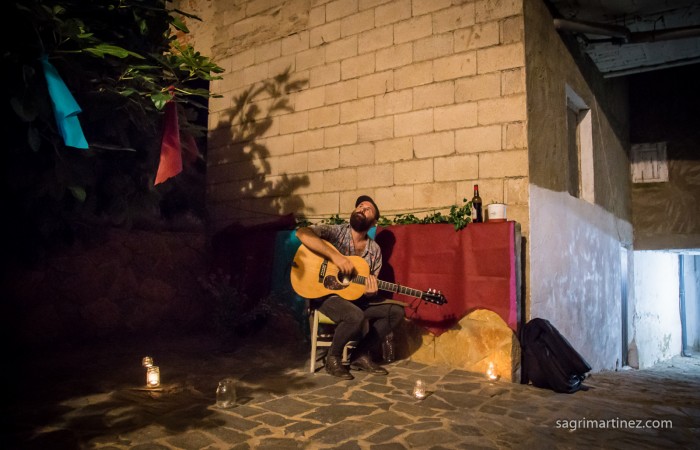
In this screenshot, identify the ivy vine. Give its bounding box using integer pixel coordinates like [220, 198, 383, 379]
[378, 198, 473, 231]
[297, 198, 473, 232]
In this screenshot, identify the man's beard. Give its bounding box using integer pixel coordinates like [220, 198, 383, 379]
[350, 212, 373, 232]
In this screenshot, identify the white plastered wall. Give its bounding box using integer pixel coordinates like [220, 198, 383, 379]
[529, 185, 633, 371]
[630, 251, 682, 368]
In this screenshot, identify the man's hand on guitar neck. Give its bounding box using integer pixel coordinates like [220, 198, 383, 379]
[365, 274, 378, 296]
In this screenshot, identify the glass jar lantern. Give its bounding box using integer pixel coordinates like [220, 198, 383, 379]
[146, 366, 160, 388]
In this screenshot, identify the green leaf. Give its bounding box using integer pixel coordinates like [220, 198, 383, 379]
[83, 44, 145, 59]
[130, 64, 162, 70]
[179, 87, 213, 97]
[170, 8, 202, 21]
[68, 186, 87, 202]
[170, 16, 189, 33]
[322, 214, 346, 225]
[151, 91, 172, 110]
[118, 88, 138, 97]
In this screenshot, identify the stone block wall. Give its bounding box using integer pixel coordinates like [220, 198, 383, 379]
[180, 0, 529, 233]
[400, 309, 521, 382]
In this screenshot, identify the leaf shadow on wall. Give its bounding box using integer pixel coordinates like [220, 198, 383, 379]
[209, 68, 310, 226]
[206, 69, 312, 355]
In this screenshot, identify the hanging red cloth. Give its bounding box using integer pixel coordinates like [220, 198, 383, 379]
[154, 99, 182, 185]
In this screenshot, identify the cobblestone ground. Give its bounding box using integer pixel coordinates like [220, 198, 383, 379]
[8, 333, 700, 449]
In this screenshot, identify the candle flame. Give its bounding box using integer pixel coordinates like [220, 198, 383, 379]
[486, 361, 499, 381]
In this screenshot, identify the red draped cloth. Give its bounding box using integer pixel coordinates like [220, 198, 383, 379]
[154, 100, 182, 185]
[374, 222, 518, 336]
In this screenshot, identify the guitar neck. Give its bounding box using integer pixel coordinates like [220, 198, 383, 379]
[352, 275, 425, 300]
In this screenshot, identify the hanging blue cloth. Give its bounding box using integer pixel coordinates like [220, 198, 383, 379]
[39, 55, 89, 149]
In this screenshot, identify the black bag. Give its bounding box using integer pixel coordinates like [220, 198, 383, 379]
[522, 318, 591, 393]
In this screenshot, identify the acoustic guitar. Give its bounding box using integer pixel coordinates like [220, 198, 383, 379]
[290, 240, 446, 305]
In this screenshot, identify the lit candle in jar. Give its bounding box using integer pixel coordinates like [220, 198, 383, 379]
[147, 366, 160, 388]
[486, 361, 499, 381]
[412, 379, 426, 399]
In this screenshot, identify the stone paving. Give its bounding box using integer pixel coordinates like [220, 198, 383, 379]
[7, 333, 700, 449]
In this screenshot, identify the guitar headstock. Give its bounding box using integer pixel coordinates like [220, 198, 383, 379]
[421, 288, 447, 305]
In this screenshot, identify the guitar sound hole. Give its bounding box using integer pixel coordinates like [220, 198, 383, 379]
[323, 276, 345, 291]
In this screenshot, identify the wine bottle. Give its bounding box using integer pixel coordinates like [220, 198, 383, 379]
[471, 184, 483, 223]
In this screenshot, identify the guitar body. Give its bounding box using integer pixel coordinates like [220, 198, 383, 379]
[290, 241, 370, 300]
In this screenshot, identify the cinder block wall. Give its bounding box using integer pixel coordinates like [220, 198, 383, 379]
[181, 0, 529, 233]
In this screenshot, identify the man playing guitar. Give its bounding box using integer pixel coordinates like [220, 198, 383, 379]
[295, 196, 404, 379]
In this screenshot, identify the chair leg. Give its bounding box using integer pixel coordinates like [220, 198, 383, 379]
[310, 310, 320, 373]
[342, 342, 357, 364]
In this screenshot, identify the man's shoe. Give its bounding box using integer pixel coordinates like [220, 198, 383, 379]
[350, 354, 389, 375]
[325, 355, 354, 379]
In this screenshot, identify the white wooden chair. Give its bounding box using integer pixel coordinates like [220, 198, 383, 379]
[309, 308, 357, 373]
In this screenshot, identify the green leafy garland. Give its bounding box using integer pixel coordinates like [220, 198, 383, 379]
[298, 198, 473, 231]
